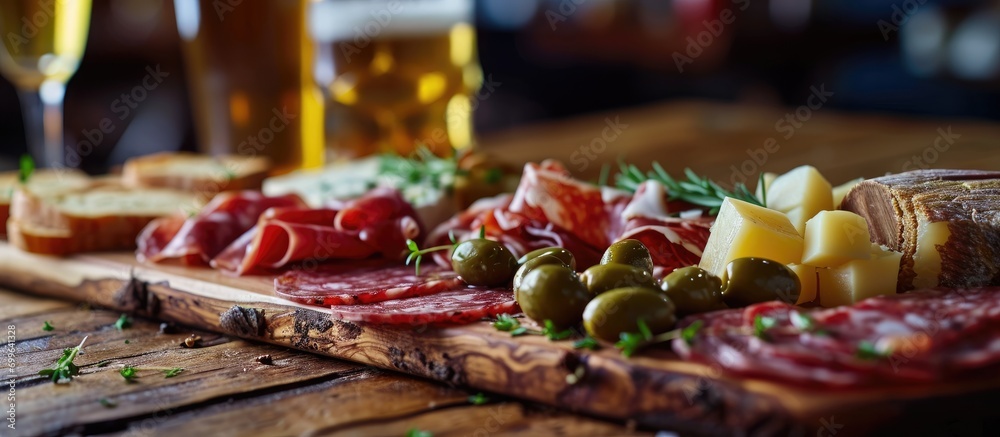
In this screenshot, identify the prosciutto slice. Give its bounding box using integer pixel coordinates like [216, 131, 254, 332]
[136, 191, 306, 265]
[427, 163, 712, 274]
[213, 187, 423, 275]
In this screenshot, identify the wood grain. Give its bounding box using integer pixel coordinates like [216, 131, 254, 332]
[4, 243, 1000, 436]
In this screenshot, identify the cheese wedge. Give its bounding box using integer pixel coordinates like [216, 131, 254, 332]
[698, 197, 804, 278]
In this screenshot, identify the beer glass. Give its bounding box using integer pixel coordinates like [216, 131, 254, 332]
[308, 0, 482, 159]
[0, 0, 92, 168]
[174, 0, 323, 174]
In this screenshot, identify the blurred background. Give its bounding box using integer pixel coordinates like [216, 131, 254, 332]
[1, 0, 999, 173]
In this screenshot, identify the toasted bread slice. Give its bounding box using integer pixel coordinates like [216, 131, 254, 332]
[8, 181, 201, 255]
[122, 152, 270, 198]
[0, 169, 89, 238]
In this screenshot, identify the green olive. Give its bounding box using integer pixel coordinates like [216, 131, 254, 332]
[582, 287, 676, 343]
[720, 257, 801, 307]
[516, 264, 591, 329]
[601, 239, 654, 273]
[580, 264, 656, 297]
[513, 255, 570, 291]
[517, 247, 576, 271]
[451, 239, 518, 287]
[660, 266, 727, 317]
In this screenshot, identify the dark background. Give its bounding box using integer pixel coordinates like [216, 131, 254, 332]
[1, 0, 998, 172]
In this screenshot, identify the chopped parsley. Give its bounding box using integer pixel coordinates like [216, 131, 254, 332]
[38, 336, 87, 383]
[42, 320, 54, 331]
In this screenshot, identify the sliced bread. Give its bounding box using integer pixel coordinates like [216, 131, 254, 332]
[0, 169, 89, 238]
[7, 180, 201, 256]
[122, 152, 270, 198]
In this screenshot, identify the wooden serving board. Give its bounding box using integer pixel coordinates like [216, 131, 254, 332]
[2, 242, 999, 436]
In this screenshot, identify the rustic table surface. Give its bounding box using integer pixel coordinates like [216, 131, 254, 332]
[4, 101, 1000, 437]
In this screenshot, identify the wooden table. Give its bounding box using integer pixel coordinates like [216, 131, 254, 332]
[2, 286, 650, 436]
[4, 101, 1000, 436]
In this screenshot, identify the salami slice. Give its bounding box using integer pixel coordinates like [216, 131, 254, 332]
[275, 262, 463, 306]
[673, 288, 1000, 387]
[328, 287, 518, 326]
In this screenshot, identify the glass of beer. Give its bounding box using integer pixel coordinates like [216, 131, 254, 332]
[173, 0, 323, 174]
[308, 0, 482, 159]
[0, 0, 92, 168]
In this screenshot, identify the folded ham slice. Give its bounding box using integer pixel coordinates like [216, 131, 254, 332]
[136, 191, 305, 265]
[212, 187, 423, 275]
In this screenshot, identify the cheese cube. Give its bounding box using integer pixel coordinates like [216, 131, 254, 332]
[764, 165, 834, 234]
[788, 264, 818, 305]
[833, 177, 863, 209]
[817, 249, 903, 307]
[698, 198, 804, 278]
[801, 211, 872, 267]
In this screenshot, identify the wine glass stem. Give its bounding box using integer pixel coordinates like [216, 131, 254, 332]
[18, 80, 67, 168]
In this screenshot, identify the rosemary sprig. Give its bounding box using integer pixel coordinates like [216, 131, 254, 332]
[615, 161, 762, 214]
[377, 146, 458, 190]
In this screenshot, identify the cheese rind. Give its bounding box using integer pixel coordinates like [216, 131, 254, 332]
[833, 178, 863, 209]
[764, 165, 834, 234]
[698, 198, 804, 278]
[801, 211, 872, 267]
[817, 248, 903, 307]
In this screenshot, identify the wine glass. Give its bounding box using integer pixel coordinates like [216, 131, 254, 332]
[0, 0, 93, 168]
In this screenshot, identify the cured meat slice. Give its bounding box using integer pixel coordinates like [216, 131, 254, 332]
[136, 191, 306, 265]
[673, 287, 1000, 387]
[328, 287, 518, 325]
[275, 262, 462, 306]
[619, 217, 712, 278]
[508, 160, 631, 249]
[212, 187, 423, 275]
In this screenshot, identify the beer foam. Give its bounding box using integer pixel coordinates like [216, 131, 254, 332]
[309, 0, 472, 42]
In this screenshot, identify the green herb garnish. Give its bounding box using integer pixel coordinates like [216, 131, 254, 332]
[38, 336, 87, 383]
[405, 428, 433, 437]
[162, 367, 184, 378]
[99, 398, 117, 408]
[682, 320, 703, 346]
[753, 315, 777, 340]
[114, 314, 131, 331]
[405, 239, 451, 277]
[97, 360, 111, 368]
[120, 365, 138, 382]
[468, 392, 489, 405]
[615, 319, 654, 357]
[19, 154, 34, 184]
[378, 146, 457, 190]
[615, 161, 762, 214]
[572, 336, 599, 350]
[857, 341, 889, 360]
[42, 320, 54, 331]
[542, 320, 575, 341]
[492, 314, 520, 332]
